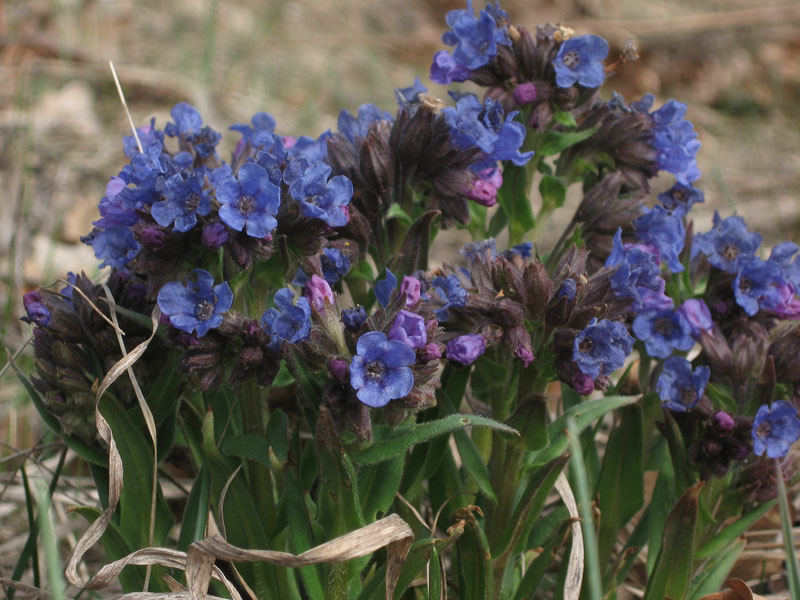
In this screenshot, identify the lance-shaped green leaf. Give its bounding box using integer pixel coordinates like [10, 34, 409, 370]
[538, 127, 598, 156]
[428, 547, 443, 600]
[596, 404, 644, 562]
[286, 469, 325, 600]
[513, 517, 575, 600]
[694, 500, 774, 559]
[350, 414, 518, 465]
[643, 482, 704, 600]
[539, 175, 567, 214]
[177, 467, 211, 551]
[496, 164, 535, 246]
[454, 506, 493, 600]
[507, 394, 549, 451]
[530, 395, 638, 466]
[359, 455, 405, 521]
[687, 539, 745, 600]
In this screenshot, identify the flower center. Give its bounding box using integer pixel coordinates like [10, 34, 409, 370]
[738, 277, 752, 293]
[237, 195, 256, 215]
[578, 337, 594, 353]
[756, 421, 771, 438]
[679, 386, 696, 406]
[365, 359, 385, 380]
[185, 192, 201, 213]
[562, 50, 581, 69]
[721, 244, 739, 262]
[654, 317, 674, 336]
[195, 298, 215, 320]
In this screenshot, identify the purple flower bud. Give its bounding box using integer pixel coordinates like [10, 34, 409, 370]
[714, 411, 735, 432]
[513, 82, 538, 105]
[446, 334, 486, 365]
[201, 222, 229, 249]
[676, 298, 712, 338]
[388, 310, 427, 349]
[341, 306, 367, 331]
[140, 226, 170, 250]
[419, 342, 443, 362]
[572, 371, 595, 395]
[464, 178, 498, 207]
[21, 291, 50, 327]
[400, 275, 421, 306]
[515, 343, 535, 367]
[328, 357, 349, 380]
[306, 274, 334, 312]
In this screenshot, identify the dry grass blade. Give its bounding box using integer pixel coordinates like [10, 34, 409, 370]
[59, 279, 124, 335]
[0, 576, 73, 599]
[555, 472, 584, 600]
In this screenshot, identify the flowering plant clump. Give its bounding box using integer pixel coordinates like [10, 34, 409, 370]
[19, 3, 800, 598]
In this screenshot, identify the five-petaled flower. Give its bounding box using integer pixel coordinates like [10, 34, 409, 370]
[552, 34, 609, 89]
[752, 400, 800, 458]
[573, 318, 634, 378]
[289, 162, 353, 227]
[214, 162, 281, 238]
[157, 269, 233, 338]
[261, 288, 311, 350]
[350, 331, 415, 408]
[656, 356, 710, 412]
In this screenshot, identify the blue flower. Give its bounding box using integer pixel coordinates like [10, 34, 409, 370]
[605, 228, 665, 308]
[164, 102, 221, 158]
[151, 172, 211, 232]
[443, 95, 533, 169]
[733, 256, 789, 317]
[396, 78, 428, 107]
[341, 306, 367, 331]
[446, 333, 486, 365]
[81, 226, 140, 271]
[752, 400, 800, 458]
[552, 34, 609, 88]
[321, 248, 351, 284]
[656, 356, 710, 412]
[286, 130, 332, 164]
[230, 112, 277, 148]
[430, 274, 468, 321]
[503, 241, 533, 260]
[676, 299, 712, 338]
[573, 318, 634, 378]
[770, 242, 800, 289]
[556, 279, 577, 302]
[261, 288, 311, 350]
[632, 309, 694, 359]
[459, 238, 498, 262]
[658, 183, 704, 217]
[338, 104, 393, 143]
[349, 331, 415, 407]
[633, 205, 686, 273]
[157, 270, 233, 338]
[441, 1, 510, 71]
[288, 162, 353, 227]
[693, 213, 762, 273]
[214, 162, 281, 238]
[430, 50, 471, 85]
[21, 291, 50, 327]
[375, 269, 398, 308]
[650, 99, 701, 185]
[123, 117, 164, 158]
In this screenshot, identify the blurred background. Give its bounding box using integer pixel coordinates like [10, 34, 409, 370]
[1, 0, 800, 590]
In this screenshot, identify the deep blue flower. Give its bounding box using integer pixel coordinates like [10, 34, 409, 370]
[752, 400, 800, 458]
[151, 172, 211, 232]
[573, 318, 634, 378]
[503, 241, 533, 260]
[389, 310, 428, 349]
[556, 279, 577, 302]
[770, 242, 800, 289]
[676, 298, 712, 338]
[650, 99, 701, 185]
[338, 104, 393, 143]
[261, 288, 311, 350]
[81, 226, 141, 271]
[230, 112, 277, 149]
[94, 177, 139, 228]
[214, 162, 281, 238]
[658, 182, 705, 217]
[693, 213, 762, 273]
[375, 269, 398, 308]
[430, 50, 471, 85]
[552, 34, 609, 88]
[656, 356, 710, 412]
[123, 117, 164, 158]
[606, 228, 664, 307]
[460, 238, 497, 262]
[632, 309, 694, 359]
[443, 95, 533, 169]
[201, 222, 229, 249]
[441, 1, 510, 71]
[633, 205, 686, 273]
[21, 291, 50, 327]
[396, 78, 428, 107]
[288, 162, 353, 227]
[164, 102, 221, 158]
[430, 274, 468, 321]
[321, 248, 351, 284]
[286, 130, 332, 164]
[349, 331, 415, 408]
[341, 306, 367, 331]
[446, 333, 486, 365]
[733, 256, 790, 317]
[157, 270, 233, 338]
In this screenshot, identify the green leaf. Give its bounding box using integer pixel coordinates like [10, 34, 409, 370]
[687, 540, 745, 600]
[530, 395, 639, 466]
[454, 506, 493, 600]
[596, 404, 644, 561]
[694, 499, 775, 559]
[348, 259, 375, 282]
[391, 525, 466, 599]
[539, 175, 567, 213]
[643, 482, 703, 600]
[513, 518, 574, 600]
[386, 203, 414, 226]
[223, 434, 271, 466]
[496, 164, 535, 246]
[428, 547, 443, 600]
[552, 111, 578, 127]
[177, 467, 210, 551]
[538, 127, 598, 157]
[351, 414, 518, 465]
[266, 409, 289, 464]
[647, 449, 676, 576]
[286, 469, 325, 600]
[145, 349, 182, 426]
[359, 456, 404, 520]
[487, 205, 509, 238]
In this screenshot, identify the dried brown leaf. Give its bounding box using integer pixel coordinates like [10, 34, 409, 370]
[555, 472, 584, 600]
